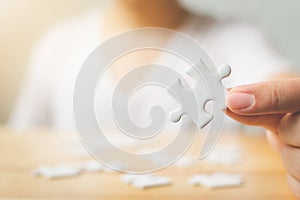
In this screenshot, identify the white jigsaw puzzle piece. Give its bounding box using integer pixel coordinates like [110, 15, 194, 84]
[188, 172, 243, 188]
[121, 174, 171, 189]
[33, 165, 82, 179]
[168, 77, 212, 129]
[187, 61, 231, 110]
[121, 174, 155, 184]
[132, 176, 171, 189]
[168, 59, 231, 128]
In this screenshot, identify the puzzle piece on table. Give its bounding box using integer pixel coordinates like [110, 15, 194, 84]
[132, 176, 171, 189]
[188, 172, 243, 188]
[32, 165, 82, 179]
[121, 174, 155, 184]
[32, 160, 125, 179]
[168, 59, 231, 128]
[121, 174, 171, 189]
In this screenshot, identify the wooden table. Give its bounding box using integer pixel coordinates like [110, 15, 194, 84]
[0, 127, 297, 200]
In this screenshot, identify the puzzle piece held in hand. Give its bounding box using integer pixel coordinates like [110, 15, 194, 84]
[168, 59, 231, 128]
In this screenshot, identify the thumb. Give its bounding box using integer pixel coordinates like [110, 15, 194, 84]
[226, 79, 300, 115]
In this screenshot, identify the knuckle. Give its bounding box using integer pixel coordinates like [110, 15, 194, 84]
[270, 85, 281, 111]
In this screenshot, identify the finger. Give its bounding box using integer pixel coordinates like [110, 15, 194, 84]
[281, 145, 300, 182]
[287, 174, 300, 199]
[225, 108, 284, 133]
[266, 130, 285, 153]
[226, 79, 300, 115]
[278, 113, 300, 147]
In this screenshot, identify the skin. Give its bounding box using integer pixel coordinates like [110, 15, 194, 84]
[102, 0, 189, 38]
[101, 0, 189, 81]
[226, 78, 300, 198]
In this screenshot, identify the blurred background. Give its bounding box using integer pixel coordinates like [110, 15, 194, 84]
[0, 0, 299, 124]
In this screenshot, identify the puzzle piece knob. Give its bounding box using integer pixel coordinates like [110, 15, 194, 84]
[218, 64, 231, 79]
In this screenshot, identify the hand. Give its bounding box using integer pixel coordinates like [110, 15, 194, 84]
[226, 78, 300, 198]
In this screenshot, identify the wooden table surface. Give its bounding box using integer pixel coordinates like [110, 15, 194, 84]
[0, 127, 297, 200]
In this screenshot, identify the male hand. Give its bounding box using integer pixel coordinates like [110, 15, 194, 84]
[226, 79, 300, 198]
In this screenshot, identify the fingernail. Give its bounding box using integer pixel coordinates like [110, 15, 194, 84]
[227, 92, 255, 110]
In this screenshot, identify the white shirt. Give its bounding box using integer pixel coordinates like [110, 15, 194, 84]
[9, 11, 289, 132]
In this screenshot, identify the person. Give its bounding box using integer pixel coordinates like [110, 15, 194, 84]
[226, 79, 300, 198]
[9, 0, 290, 131]
[8, 0, 299, 197]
